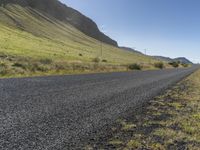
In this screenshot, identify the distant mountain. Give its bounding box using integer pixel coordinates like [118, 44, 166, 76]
[0, 0, 118, 46]
[174, 57, 193, 64]
[153, 56, 193, 64]
[120, 47, 143, 55]
[153, 56, 173, 62]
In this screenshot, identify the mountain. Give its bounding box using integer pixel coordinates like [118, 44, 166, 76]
[0, 0, 118, 46]
[153, 56, 173, 62]
[174, 57, 193, 64]
[120, 47, 143, 55]
[0, 0, 156, 67]
[153, 56, 193, 64]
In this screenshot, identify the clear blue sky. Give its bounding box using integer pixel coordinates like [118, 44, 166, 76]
[60, 0, 200, 63]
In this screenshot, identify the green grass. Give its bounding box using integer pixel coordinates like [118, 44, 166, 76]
[101, 70, 200, 149]
[0, 4, 161, 77]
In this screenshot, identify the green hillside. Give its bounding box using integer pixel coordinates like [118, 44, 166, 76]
[0, 4, 157, 77]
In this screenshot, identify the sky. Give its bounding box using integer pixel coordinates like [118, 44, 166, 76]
[60, 0, 200, 63]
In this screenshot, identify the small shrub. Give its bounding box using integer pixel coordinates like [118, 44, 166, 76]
[0, 69, 9, 75]
[0, 62, 7, 68]
[102, 59, 107, 63]
[128, 63, 142, 70]
[23, 63, 38, 72]
[79, 53, 83, 56]
[55, 64, 66, 70]
[154, 62, 164, 69]
[182, 63, 189, 67]
[12, 62, 26, 69]
[93, 63, 99, 70]
[169, 61, 179, 68]
[0, 53, 8, 59]
[40, 58, 53, 65]
[35, 63, 50, 72]
[92, 57, 101, 63]
[25, 63, 48, 72]
[177, 61, 181, 65]
[0, 62, 9, 75]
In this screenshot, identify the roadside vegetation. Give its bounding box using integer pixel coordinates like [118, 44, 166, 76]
[128, 63, 142, 70]
[92, 69, 200, 149]
[154, 62, 164, 69]
[181, 63, 189, 68]
[168, 61, 180, 68]
[1, 51, 188, 78]
[0, 53, 130, 77]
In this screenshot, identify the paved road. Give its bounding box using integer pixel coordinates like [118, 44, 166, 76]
[0, 67, 198, 149]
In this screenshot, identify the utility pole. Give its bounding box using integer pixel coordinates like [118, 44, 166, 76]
[144, 49, 152, 64]
[100, 41, 103, 57]
[144, 49, 147, 55]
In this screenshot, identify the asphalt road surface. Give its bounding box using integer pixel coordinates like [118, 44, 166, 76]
[0, 67, 198, 149]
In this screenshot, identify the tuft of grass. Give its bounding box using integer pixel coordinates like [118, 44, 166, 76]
[126, 140, 142, 149]
[193, 113, 200, 120]
[108, 139, 123, 146]
[119, 120, 137, 131]
[92, 57, 101, 63]
[39, 58, 53, 65]
[149, 143, 165, 150]
[168, 102, 183, 110]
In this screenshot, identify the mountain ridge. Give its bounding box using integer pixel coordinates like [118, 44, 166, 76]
[0, 3, 155, 67]
[0, 0, 118, 46]
[153, 56, 193, 64]
[174, 57, 193, 64]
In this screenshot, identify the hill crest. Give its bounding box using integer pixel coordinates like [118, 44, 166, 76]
[1, 0, 118, 46]
[153, 56, 193, 64]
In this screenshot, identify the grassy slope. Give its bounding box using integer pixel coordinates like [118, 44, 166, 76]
[96, 69, 200, 149]
[0, 4, 158, 77]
